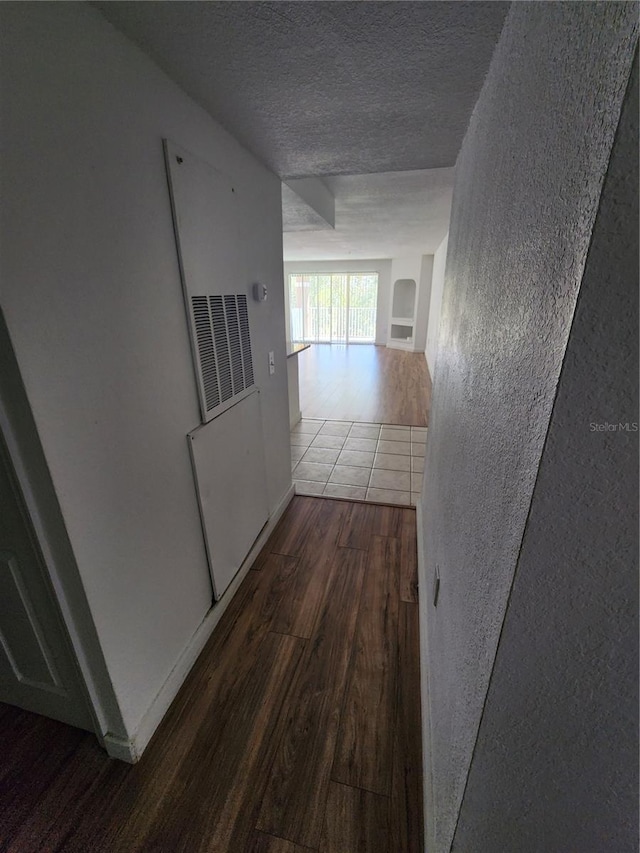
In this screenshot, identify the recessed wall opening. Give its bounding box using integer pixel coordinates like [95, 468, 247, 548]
[390, 323, 413, 341]
[391, 278, 416, 320]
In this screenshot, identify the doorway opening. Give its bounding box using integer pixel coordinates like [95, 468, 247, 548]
[285, 269, 431, 506]
[288, 272, 378, 345]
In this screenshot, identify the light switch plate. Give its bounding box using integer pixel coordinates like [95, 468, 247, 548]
[268, 351, 275, 375]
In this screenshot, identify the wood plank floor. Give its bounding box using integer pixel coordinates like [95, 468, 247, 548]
[0, 497, 423, 853]
[298, 344, 431, 426]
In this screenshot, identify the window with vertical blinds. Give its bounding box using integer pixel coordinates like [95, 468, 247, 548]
[288, 272, 378, 344]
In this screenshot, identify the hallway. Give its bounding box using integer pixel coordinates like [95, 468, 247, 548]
[2, 4, 635, 850]
[298, 345, 432, 426]
[0, 497, 423, 853]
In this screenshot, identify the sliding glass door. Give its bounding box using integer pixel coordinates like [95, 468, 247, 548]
[289, 272, 378, 344]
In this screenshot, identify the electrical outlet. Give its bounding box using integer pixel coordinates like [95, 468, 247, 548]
[268, 351, 275, 375]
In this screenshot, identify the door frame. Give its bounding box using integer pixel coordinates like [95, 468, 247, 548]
[0, 310, 126, 745]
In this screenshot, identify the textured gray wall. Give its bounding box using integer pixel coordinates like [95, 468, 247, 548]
[420, 4, 638, 851]
[453, 51, 639, 852]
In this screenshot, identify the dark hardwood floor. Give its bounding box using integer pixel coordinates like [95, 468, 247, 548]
[298, 344, 431, 426]
[0, 497, 423, 853]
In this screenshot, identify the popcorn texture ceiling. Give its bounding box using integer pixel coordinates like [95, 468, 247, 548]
[95, 1, 509, 179]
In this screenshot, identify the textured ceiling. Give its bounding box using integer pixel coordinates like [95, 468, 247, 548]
[283, 169, 454, 260]
[282, 184, 334, 232]
[94, 1, 509, 179]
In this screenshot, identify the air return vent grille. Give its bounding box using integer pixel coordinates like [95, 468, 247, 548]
[190, 294, 255, 420]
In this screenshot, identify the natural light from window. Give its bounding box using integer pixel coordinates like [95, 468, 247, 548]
[288, 272, 378, 344]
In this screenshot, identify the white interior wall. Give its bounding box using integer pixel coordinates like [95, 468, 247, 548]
[389, 256, 423, 351]
[390, 256, 423, 300]
[0, 3, 290, 739]
[419, 5, 638, 851]
[414, 254, 434, 353]
[283, 259, 392, 345]
[425, 233, 448, 378]
[284, 257, 292, 345]
[283, 254, 435, 352]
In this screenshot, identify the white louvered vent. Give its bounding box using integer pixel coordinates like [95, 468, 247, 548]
[190, 294, 255, 421]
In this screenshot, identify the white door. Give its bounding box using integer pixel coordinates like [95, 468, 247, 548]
[0, 433, 93, 730]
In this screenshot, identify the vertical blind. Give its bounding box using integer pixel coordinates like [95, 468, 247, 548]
[288, 272, 378, 344]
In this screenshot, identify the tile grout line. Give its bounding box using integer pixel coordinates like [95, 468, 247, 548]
[330, 421, 373, 500]
[322, 425, 342, 499]
[329, 420, 351, 498]
[325, 421, 371, 500]
[366, 434, 381, 499]
[293, 419, 426, 504]
[292, 418, 326, 493]
[372, 427, 411, 503]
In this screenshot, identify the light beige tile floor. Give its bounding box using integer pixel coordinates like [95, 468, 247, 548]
[291, 419, 427, 506]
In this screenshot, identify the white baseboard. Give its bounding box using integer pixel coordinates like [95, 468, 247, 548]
[416, 498, 436, 853]
[386, 340, 414, 351]
[104, 483, 296, 763]
[289, 409, 301, 429]
[103, 731, 138, 762]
